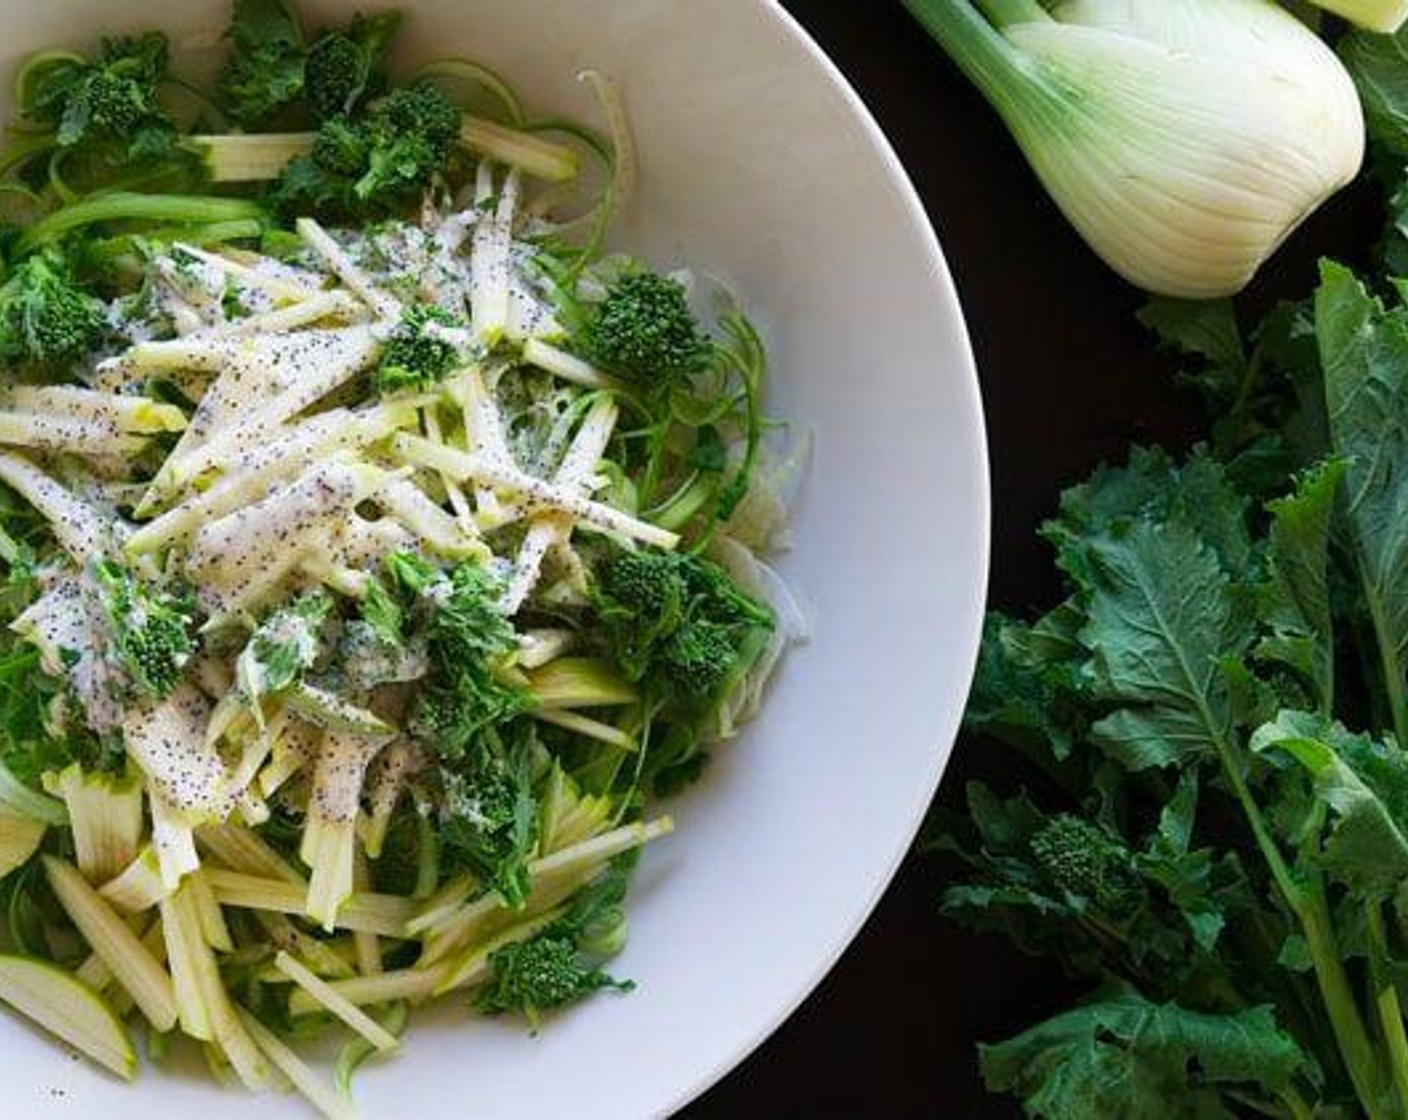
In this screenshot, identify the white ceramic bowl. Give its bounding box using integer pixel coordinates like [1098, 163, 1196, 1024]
[0, 2, 988, 1116]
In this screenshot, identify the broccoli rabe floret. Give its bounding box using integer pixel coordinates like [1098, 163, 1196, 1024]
[581, 271, 714, 387]
[91, 559, 196, 701]
[411, 670, 531, 759]
[216, 0, 307, 125]
[1030, 815, 1144, 916]
[24, 34, 175, 160]
[476, 933, 631, 1030]
[304, 11, 400, 120]
[594, 547, 773, 696]
[476, 860, 635, 1028]
[375, 304, 465, 393]
[0, 248, 108, 367]
[662, 618, 739, 699]
[270, 84, 462, 219]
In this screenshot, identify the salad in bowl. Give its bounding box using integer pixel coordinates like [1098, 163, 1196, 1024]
[0, 1, 803, 1114]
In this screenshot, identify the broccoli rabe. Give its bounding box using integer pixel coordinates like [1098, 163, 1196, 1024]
[217, 0, 307, 125]
[304, 12, 400, 120]
[581, 271, 714, 387]
[371, 553, 531, 757]
[269, 84, 462, 220]
[594, 547, 773, 697]
[91, 559, 196, 701]
[439, 730, 537, 907]
[236, 590, 332, 714]
[1030, 815, 1144, 917]
[375, 303, 465, 393]
[476, 933, 631, 1030]
[23, 34, 176, 161]
[476, 860, 635, 1028]
[0, 248, 107, 367]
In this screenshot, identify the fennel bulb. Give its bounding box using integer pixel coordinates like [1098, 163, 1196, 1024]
[1307, 0, 1408, 32]
[904, 0, 1365, 298]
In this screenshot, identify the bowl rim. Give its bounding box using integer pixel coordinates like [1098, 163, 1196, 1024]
[662, 2, 992, 1114]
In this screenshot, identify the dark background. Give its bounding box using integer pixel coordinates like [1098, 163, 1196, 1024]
[680, 3, 1382, 1117]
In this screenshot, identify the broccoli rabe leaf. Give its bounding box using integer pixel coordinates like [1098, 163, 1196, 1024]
[91, 559, 196, 701]
[1258, 461, 1345, 713]
[24, 34, 176, 161]
[1314, 262, 1408, 745]
[438, 726, 538, 908]
[217, 0, 307, 125]
[236, 590, 332, 715]
[1071, 519, 1255, 773]
[1339, 27, 1408, 161]
[1254, 712, 1408, 901]
[979, 992, 1309, 1120]
[398, 558, 534, 759]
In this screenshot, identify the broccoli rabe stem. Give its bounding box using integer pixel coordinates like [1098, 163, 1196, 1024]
[193, 112, 579, 186]
[1220, 740, 1389, 1118]
[17, 192, 265, 252]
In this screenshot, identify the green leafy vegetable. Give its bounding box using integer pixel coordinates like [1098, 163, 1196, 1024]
[217, 0, 307, 125]
[92, 559, 196, 701]
[0, 248, 107, 368]
[582, 271, 713, 387]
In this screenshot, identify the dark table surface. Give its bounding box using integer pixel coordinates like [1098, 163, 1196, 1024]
[679, 3, 1383, 1117]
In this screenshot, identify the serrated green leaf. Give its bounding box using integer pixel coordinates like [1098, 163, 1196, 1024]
[1078, 521, 1253, 771]
[1258, 462, 1345, 711]
[1252, 711, 1408, 899]
[980, 992, 1309, 1119]
[1315, 263, 1408, 740]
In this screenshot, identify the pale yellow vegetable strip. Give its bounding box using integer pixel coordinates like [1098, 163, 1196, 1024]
[295, 217, 400, 320]
[394, 432, 679, 548]
[419, 818, 672, 966]
[204, 869, 413, 937]
[502, 397, 617, 613]
[419, 403, 476, 533]
[1, 385, 187, 433]
[188, 868, 235, 952]
[198, 822, 306, 885]
[0, 453, 113, 565]
[352, 849, 382, 977]
[533, 707, 635, 750]
[171, 241, 325, 302]
[210, 290, 364, 336]
[460, 116, 579, 182]
[521, 338, 616, 389]
[239, 1009, 354, 1120]
[44, 857, 178, 1032]
[275, 952, 399, 1051]
[0, 411, 146, 456]
[158, 891, 212, 1040]
[456, 364, 512, 524]
[287, 964, 449, 1016]
[435, 908, 569, 996]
